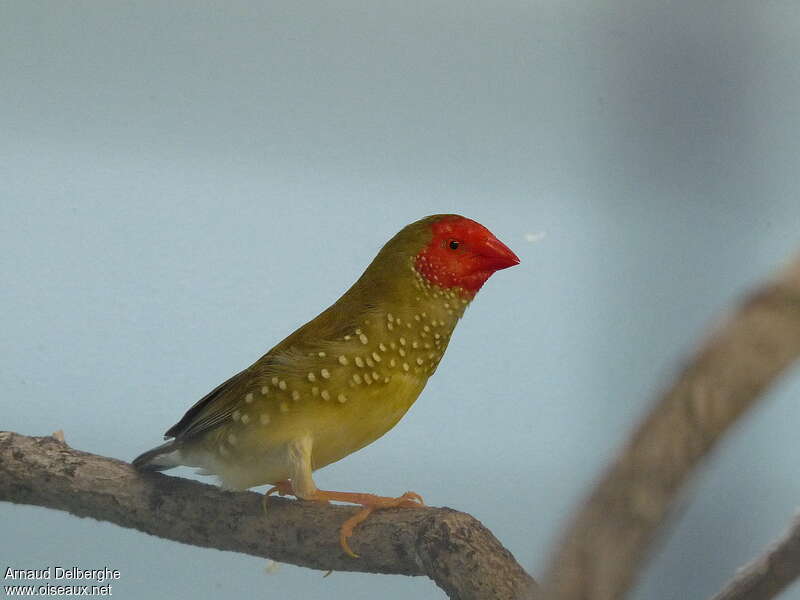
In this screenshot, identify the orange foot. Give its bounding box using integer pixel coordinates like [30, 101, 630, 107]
[264, 483, 424, 558]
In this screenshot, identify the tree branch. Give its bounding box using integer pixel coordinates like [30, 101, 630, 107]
[542, 255, 800, 600]
[7, 259, 800, 600]
[709, 513, 800, 600]
[0, 431, 537, 600]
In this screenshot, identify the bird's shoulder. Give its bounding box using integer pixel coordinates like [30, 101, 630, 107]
[162, 346, 298, 441]
[163, 304, 381, 441]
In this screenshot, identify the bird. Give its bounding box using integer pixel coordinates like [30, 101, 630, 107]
[133, 214, 519, 557]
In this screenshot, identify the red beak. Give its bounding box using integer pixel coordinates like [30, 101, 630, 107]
[481, 236, 520, 270]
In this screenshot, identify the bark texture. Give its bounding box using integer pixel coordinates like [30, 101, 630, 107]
[0, 431, 537, 600]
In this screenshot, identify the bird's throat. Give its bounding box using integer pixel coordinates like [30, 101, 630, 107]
[368, 259, 472, 380]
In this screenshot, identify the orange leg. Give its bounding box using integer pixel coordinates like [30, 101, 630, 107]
[264, 482, 424, 558]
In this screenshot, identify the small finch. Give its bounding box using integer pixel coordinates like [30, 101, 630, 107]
[133, 214, 519, 556]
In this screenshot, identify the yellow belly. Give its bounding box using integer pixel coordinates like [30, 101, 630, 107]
[307, 372, 426, 471]
[184, 372, 426, 489]
[179, 301, 459, 490]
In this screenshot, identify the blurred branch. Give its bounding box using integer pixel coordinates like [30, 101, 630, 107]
[542, 255, 800, 600]
[7, 259, 800, 600]
[709, 513, 800, 600]
[0, 431, 537, 600]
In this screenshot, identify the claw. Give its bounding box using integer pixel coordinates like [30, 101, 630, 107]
[260, 483, 425, 558]
[262, 480, 293, 515]
[340, 505, 376, 558]
[398, 491, 425, 507]
[312, 490, 426, 558]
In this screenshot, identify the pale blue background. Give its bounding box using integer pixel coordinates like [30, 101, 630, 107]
[3, 2, 800, 599]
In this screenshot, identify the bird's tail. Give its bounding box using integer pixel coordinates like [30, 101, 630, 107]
[132, 440, 183, 472]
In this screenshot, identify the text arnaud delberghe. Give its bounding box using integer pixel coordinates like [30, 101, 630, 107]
[4, 567, 120, 583]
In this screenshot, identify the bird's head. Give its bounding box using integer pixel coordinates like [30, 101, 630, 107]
[413, 214, 520, 297]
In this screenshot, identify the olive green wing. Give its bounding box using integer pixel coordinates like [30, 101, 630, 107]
[163, 292, 372, 442]
[164, 367, 253, 441]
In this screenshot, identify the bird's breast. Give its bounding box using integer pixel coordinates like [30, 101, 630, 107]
[305, 370, 427, 470]
[297, 306, 462, 468]
[204, 297, 464, 481]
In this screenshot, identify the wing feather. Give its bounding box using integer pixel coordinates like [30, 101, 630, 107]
[164, 368, 250, 440]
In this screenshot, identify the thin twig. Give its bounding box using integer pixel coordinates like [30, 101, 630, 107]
[709, 513, 800, 600]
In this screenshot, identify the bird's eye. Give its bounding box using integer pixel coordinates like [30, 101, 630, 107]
[448, 240, 460, 250]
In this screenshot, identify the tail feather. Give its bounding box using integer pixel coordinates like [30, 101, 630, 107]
[132, 441, 182, 472]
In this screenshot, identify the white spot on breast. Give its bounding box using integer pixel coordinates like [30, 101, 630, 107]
[260, 413, 270, 425]
[379, 343, 387, 352]
[292, 390, 301, 401]
[359, 333, 368, 345]
[312, 386, 319, 396]
[412, 341, 419, 349]
[371, 352, 381, 362]
[272, 377, 279, 385]
[245, 392, 254, 403]
[372, 371, 380, 381]
[321, 389, 331, 401]
[399, 337, 406, 346]
[241, 413, 251, 425]
[389, 358, 397, 368]
[337, 393, 347, 403]
[399, 348, 406, 357]
[387, 323, 394, 331]
[403, 362, 410, 372]
[387, 313, 394, 323]
[338, 355, 349, 366]
[320, 368, 331, 379]
[352, 373, 363, 385]
[318, 351, 326, 357]
[355, 356, 365, 368]
[364, 373, 373, 385]
[232, 410, 241, 422]
[416, 357, 424, 366]
[261, 386, 269, 395]
[307, 372, 316, 382]
[278, 380, 287, 391]
[366, 357, 375, 368]
[228, 433, 238, 445]
[280, 402, 289, 413]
